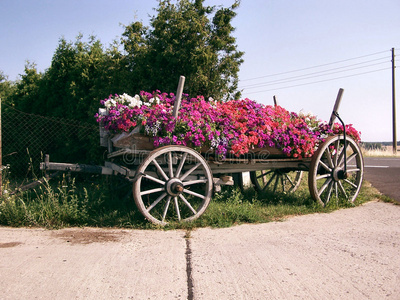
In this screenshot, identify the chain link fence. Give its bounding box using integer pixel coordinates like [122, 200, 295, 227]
[1, 102, 101, 190]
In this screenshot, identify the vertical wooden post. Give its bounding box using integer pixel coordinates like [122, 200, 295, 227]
[392, 48, 397, 154]
[273, 95, 278, 106]
[173, 76, 185, 119]
[329, 88, 344, 129]
[0, 98, 2, 196]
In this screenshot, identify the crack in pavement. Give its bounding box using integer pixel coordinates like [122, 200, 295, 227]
[185, 231, 194, 300]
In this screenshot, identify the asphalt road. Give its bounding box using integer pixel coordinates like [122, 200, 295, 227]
[363, 157, 400, 203]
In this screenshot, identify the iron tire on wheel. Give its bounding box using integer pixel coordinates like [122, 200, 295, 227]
[308, 135, 364, 206]
[133, 145, 213, 225]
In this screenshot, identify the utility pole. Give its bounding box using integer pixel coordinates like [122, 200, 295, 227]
[0, 98, 2, 196]
[392, 48, 397, 154]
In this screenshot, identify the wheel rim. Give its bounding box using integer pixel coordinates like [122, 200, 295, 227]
[133, 146, 213, 225]
[308, 135, 364, 206]
[250, 170, 303, 193]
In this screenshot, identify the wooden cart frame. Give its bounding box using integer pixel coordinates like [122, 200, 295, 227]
[40, 78, 364, 225]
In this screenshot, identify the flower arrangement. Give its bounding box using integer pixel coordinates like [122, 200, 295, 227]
[95, 91, 361, 159]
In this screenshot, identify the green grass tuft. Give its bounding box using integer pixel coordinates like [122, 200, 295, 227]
[0, 172, 385, 229]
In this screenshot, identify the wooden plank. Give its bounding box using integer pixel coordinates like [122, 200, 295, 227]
[111, 132, 155, 150]
[40, 161, 114, 175]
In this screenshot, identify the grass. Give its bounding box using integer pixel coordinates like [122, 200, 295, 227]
[0, 170, 390, 230]
[361, 145, 399, 157]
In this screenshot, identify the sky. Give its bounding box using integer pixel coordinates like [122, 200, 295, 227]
[1, 0, 399, 142]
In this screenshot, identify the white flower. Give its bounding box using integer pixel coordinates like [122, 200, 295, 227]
[125, 94, 142, 108]
[104, 99, 116, 108]
[149, 96, 160, 105]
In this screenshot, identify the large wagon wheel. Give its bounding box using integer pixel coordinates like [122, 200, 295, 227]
[250, 170, 303, 194]
[133, 145, 213, 225]
[308, 135, 363, 206]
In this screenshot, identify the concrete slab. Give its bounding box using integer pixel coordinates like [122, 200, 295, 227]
[190, 201, 400, 299]
[1, 201, 399, 299]
[0, 227, 187, 299]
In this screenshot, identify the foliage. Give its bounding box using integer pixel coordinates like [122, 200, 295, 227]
[121, 0, 244, 100]
[0, 71, 16, 105]
[2, 0, 244, 176]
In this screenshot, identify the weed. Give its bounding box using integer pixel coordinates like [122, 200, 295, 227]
[0, 171, 383, 229]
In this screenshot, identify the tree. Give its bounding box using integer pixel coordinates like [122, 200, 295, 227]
[121, 0, 244, 100]
[0, 71, 16, 106]
[10, 62, 42, 112]
[40, 35, 127, 121]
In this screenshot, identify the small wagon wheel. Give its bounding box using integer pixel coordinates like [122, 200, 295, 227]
[250, 170, 303, 194]
[133, 145, 213, 225]
[308, 135, 364, 206]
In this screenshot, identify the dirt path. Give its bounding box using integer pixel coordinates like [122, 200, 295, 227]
[1, 200, 399, 299]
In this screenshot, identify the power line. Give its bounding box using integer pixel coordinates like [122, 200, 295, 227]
[244, 67, 391, 95]
[240, 60, 390, 90]
[239, 49, 390, 82]
[240, 56, 389, 87]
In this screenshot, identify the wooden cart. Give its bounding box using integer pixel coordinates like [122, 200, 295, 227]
[41, 79, 364, 225]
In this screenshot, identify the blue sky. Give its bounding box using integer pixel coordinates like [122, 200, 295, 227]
[1, 0, 399, 142]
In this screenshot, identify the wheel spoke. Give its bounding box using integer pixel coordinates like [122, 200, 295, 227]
[337, 143, 349, 166]
[263, 172, 276, 191]
[316, 173, 331, 180]
[324, 148, 335, 168]
[178, 194, 197, 215]
[273, 174, 280, 193]
[140, 187, 165, 196]
[162, 196, 172, 222]
[318, 178, 332, 196]
[180, 162, 201, 181]
[152, 159, 169, 181]
[324, 180, 334, 205]
[147, 192, 167, 212]
[143, 174, 166, 186]
[346, 168, 360, 173]
[345, 152, 358, 166]
[319, 160, 332, 173]
[257, 170, 273, 179]
[333, 139, 340, 165]
[335, 182, 338, 199]
[183, 188, 205, 199]
[338, 181, 348, 199]
[284, 173, 295, 188]
[175, 152, 188, 178]
[344, 178, 358, 189]
[183, 179, 208, 186]
[281, 175, 286, 192]
[174, 197, 181, 221]
[168, 152, 174, 178]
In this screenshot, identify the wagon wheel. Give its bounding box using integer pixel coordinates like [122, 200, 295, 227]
[250, 169, 303, 193]
[133, 145, 213, 225]
[308, 135, 363, 206]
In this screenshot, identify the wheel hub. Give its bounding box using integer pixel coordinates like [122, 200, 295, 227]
[165, 178, 184, 196]
[332, 167, 348, 182]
